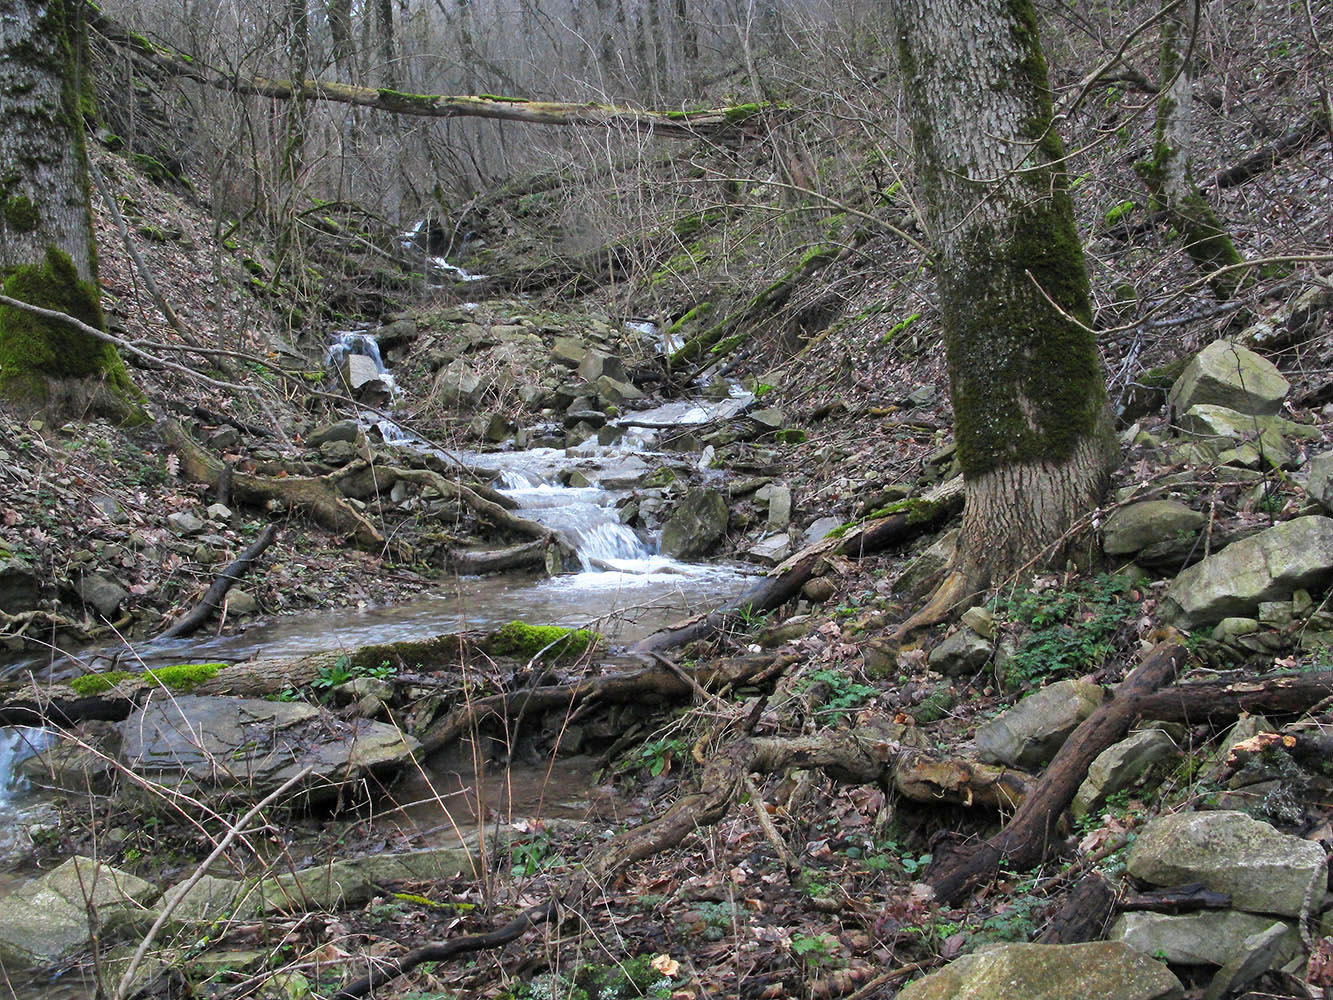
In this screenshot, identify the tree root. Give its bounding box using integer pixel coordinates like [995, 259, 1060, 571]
[160, 419, 389, 550]
[925, 640, 1185, 904]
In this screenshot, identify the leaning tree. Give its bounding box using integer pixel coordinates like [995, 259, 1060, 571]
[893, 0, 1120, 626]
[0, 0, 142, 422]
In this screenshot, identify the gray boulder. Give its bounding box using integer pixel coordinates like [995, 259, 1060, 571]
[0, 857, 158, 970]
[897, 942, 1181, 1000]
[167, 509, 206, 536]
[339, 353, 392, 404]
[1072, 728, 1176, 818]
[307, 419, 359, 447]
[594, 374, 644, 405]
[1103, 500, 1205, 556]
[118, 696, 420, 808]
[1162, 516, 1333, 628]
[928, 627, 993, 677]
[1110, 909, 1296, 966]
[976, 679, 1106, 769]
[578, 349, 627, 384]
[1127, 810, 1326, 916]
[432, 359, 486, 407]
[1203, 921, 1294, 1000]
[0, 557, 42, 615]
[1168, 340, 1289, 416]
[1178, 404, 1319, 469]
[74, 571, 128, 618]
[1305, 450, 1333, 514]
[745, 533, 792, 566]
[660, 488, 728, 560]
[765, 484, 792, 531]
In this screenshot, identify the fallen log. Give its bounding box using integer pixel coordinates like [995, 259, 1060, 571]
[156, 524, 277, 639]
[91, 9, 778, 141]
[925, 640, 1186, 905]
[631, 477, 963, 655]
[1130, 670, 1333, 722]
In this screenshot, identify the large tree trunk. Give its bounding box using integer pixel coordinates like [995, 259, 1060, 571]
[894, 0, 1118, 623]
[0, 0, 142, 423]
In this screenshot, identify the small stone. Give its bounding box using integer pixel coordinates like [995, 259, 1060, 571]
[208, 426, 240, 450]
[225, 590, 259, 615]
[75, 573, 129, 618]
[167, 510, 207, 536]
[960, 605, 994, 638]
[206, 503, 233, 523]
[928, 627, 992, 677]
[319, 439, 358, 465]
[801, 577, 837, 603]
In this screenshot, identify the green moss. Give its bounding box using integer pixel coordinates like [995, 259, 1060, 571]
[343, 635, 465, 672]
[709, 333, 745, 356]
[69, 671, 133, 696]
[4, 195, 40, 233]
[130, 153, 178, 184]
[241, 258, 265, 277]
[774, 428, 806, 444]
[68, 662, 225, 695]
[477, 94, 526, 103]
[881, 312, 921, 344]
[723, 102, 768, 124]
[0, 247, 145, 421]
[146, 662, 224, 690]
[1103, 200, 1136, 226]
[376, 88, 440, 111]
[487, 621, 598, 662]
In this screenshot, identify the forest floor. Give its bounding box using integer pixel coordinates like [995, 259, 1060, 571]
[2, 23, 1333, 998]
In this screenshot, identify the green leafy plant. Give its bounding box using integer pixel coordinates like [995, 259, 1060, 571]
[991, 575, 1133, 689]
[312, 657, 356, 690]
[802, 668, 877, 723]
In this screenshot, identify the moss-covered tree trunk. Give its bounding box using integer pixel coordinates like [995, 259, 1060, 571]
[894, 0, 1118, 618]
[1134, 3, 1248, 299]
[0, 0, 142, 422]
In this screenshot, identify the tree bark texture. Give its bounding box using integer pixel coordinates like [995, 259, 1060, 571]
[0, 0, 96, 279]
[0, 0, 141, 421]
[1135, 2, 1247, 299]
[893, 0, 1118, 600]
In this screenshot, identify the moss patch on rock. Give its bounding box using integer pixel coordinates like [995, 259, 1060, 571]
[0, 247, 145, 421]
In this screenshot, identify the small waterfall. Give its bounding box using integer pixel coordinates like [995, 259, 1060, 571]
[0, 728, 48, 806]
[502, 483, 652, 571]
[327, 330, 388, 374]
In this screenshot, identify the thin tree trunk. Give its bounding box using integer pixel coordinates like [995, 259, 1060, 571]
[1134, 1, 1249, 299]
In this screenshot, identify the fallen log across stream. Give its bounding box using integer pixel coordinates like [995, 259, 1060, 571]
[631, 475, 965, 655]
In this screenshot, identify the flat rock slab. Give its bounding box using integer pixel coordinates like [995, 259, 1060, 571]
[119, 695, 420, 807]
[897, 941, 1181, 1000]
[1163, 516, 1333, 628]
[0, 856, 159, 970]
[1110, 909, 1297, 966]
[158, 846, 478, 926]
[1128, 810, 1326, 916]
[1102, 500, 1205, 556]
